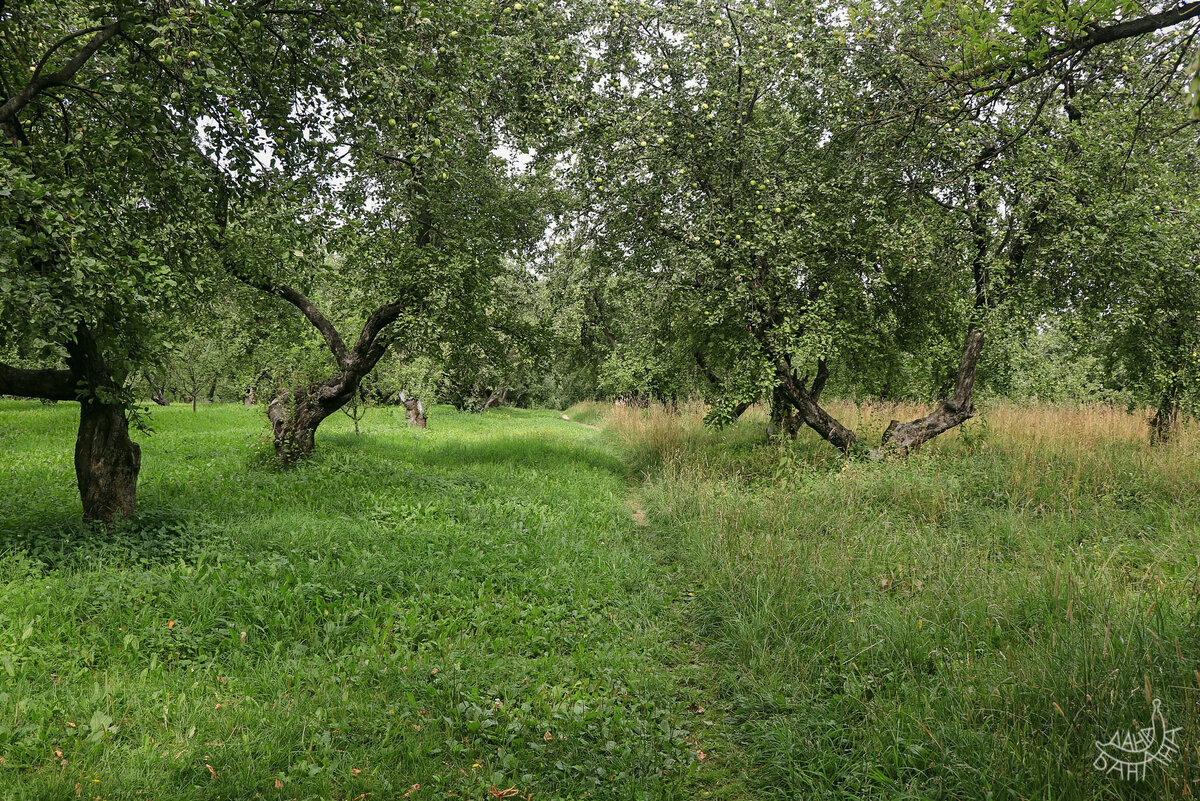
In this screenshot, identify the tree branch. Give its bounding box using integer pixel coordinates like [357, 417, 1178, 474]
[0, 362, 77, 401]
[956, 2, 1200, 94]
[0, 20, 123, 127]
[244, 277, 351, 368]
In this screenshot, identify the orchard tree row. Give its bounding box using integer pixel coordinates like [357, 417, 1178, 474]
[2, 0, 1199, 520]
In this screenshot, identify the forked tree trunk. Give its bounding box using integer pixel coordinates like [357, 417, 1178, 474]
[233, 271, 420, 462]
[771, 330, 983, 457]
[267, 378, 357, 464]
[775, 359, 858, 451]
[876, 328, 984, 456]
[481, 387, 507, 411]
[75, 398, 141, 522]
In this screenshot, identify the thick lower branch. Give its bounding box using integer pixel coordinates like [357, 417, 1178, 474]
[0, 20, 124, 129]
[243, 277, 351, 368]
[0, 362, 77, 400]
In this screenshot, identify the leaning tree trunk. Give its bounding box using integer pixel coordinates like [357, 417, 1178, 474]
[267, 373, 363, 464]
[876, 328, 984, 457]
[75, 398, 141, 522]
[775, 358, 858, 452]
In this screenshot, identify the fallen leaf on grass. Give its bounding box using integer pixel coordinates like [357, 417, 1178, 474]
[488, 788, 519, 799]
[402, 784, 420, 798]
[274, 779, 282, 789]
[205, 763, 216, 779]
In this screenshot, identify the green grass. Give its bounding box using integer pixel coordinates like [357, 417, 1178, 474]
[7, 399, 1200, 800]
[611, 402, 1200, 799]
[0, 401, 712, 800]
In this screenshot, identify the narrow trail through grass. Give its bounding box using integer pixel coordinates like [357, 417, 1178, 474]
[598, 399, 1200, 800]
[0, 401, 730, 800]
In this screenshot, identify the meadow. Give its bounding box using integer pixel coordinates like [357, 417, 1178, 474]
[0, 401, 707, 800]
[2, 399, 1199, 799]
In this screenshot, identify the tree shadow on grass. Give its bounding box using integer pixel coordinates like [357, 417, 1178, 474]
[0, 509, 226, 572]
[310, 423, 627, 479]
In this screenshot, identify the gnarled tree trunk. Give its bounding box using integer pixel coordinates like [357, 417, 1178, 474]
[267, 375, 358, 464]
[875, 328, 985, 457]
[75, 398, 140, 522]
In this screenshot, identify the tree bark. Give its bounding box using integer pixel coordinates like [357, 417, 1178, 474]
[402, 394, 428, 428]
[775, 361, 859, 452]
[876, 328, 984, 456]
[67, 328, 142, 521]
[1150, 380, 1182, 444]
[75, 397, 140, 522]
[267, 374, 359, 463]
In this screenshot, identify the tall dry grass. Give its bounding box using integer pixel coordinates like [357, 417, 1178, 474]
[599, 397, 1200, 798]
